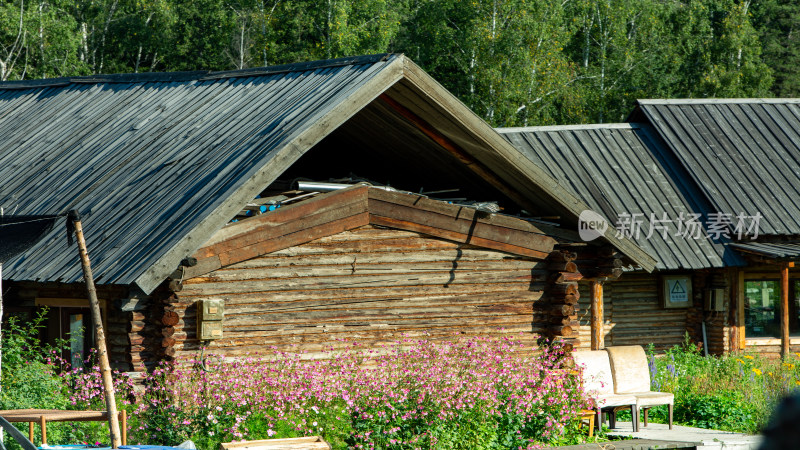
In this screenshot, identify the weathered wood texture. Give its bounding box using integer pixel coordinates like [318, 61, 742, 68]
[170, 226, 551, 359]
[543, 250, 581, 347]
[186, 186, 557, 280]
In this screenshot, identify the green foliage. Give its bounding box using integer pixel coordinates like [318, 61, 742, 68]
[0, 310, 119, 448]
[752, 0, 800, 97]
[0, 310, 68, 411]
[644, 335, 800, 435]
[676, 391, 758, 432]
[0, 0, 777, 122]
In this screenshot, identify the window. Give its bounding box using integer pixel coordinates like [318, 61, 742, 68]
[744, 279, 800, 338]
[745, 280, 781, 338]
[35, 298, 106, 368]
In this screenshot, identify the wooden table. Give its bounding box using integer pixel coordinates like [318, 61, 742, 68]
[0, 409, 127, 446]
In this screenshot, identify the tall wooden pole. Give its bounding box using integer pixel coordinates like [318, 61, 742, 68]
[781, 263, 792, 359]
[69, 211, 121, 448]
[590, 280, 604, 350]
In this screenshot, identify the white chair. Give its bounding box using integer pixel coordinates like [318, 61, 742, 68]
[606, 345, 674, 429]
[573, 350, 638, 432]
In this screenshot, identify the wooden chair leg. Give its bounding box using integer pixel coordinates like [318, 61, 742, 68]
[28, 422, 33, 443]
[609, 409, 616, 429]
[632, 405, 639, 432]
[587, 414, 594, 438]
[596, 407, 602, 433]
[669, 403, 674, 430]
[643, 407, 649, 427]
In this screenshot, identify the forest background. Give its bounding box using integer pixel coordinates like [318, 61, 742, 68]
[0, 0, 796, 126]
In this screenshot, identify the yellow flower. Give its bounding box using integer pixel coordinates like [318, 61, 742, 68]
[744, 355, 754, 360]
[795, 353, 800, 358]
[736, 359, 745, 364]
[752, 368, 762, 376]
[796, 381, 800, 386]
[785, 363, 795, 370]
[768, 372, 773, 376]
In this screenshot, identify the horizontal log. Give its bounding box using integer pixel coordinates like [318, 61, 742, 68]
[179, 282, 545, 304]
[549, 272, 583, 284]
[370, 215, 550, 259]
[204, 260, 546, 281]
[162, 326, 175, 338]
[162, 337, 177, 348]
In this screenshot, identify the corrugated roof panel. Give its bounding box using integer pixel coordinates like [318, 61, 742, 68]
[636, 100, 800, 235]
[499, 124, 741, 270]
[0, 54, 399, 290]
[729, 242, 800, 260]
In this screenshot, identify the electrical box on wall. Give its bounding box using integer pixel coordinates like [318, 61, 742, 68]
[197, 299, 225, 340]
[705, 288, 725, 312]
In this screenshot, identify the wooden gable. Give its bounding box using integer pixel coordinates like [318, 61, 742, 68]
[184, 185, 559, 279]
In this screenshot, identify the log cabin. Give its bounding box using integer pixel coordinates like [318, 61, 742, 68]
[499, 99, 800, 358]
[0, 54, 654, 375]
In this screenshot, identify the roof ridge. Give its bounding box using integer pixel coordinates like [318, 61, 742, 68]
[637, 98, 800, 105]
[0, 53, 398, 90]
[496, 123, 642, 133]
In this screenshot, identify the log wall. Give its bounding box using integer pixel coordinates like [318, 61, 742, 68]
[576, 273, 689, 352]
[170, 225, 554, 359]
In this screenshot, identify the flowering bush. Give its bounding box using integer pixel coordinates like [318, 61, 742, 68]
[130, 336, 593, 449]
[645, 336, 800, 434]
[0, 310, 134, 448]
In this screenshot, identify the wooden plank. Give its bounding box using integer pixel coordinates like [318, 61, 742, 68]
[200, 213, 370, 274]
[222, 436, 330, 450]
[369, 198, 555, 253]
[367, 187, 551, 235]
[369, 216, 549, 259]
[195, 187, 369, 259]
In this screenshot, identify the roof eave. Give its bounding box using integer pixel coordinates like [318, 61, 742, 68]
[399, 58, 657, 272]
[132, 55, 406, 294]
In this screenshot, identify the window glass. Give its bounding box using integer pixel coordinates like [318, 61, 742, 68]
[745, 280, 781, 338]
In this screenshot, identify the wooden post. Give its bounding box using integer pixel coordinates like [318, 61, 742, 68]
[781, 263, 792, 359]
[39, 416, 46, 445]
[69, 211, 121, 448]
[590, 280, 604, 350]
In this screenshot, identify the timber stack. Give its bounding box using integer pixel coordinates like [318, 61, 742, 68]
[545, 250, 581, 347]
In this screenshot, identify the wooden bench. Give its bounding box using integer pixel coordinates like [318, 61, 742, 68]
[0, 409, 127, 446]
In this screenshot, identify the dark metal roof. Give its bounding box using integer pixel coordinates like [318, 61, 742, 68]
[0, 54, 402, 292]
[0, 53, 657, 293]
[498, 124, 744, 270]
[0, 215, 59, 264]
[729, 242, 800, 260]
[631, 99, 800, 236]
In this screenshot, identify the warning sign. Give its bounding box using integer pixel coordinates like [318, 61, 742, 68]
[665, 276, 690, 306]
